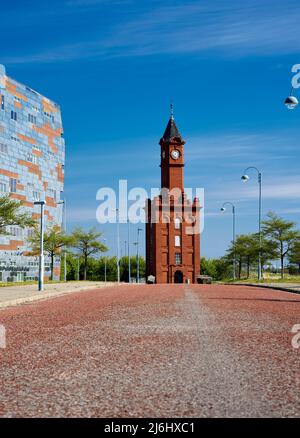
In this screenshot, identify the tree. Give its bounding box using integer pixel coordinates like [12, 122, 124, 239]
[262, 212, 300, 279]
[200, 257, 232, 281]
[226, 233, 277, 279]
[226, 234, 259, 279]
[0, 195, 35, 234]
[65, 253, 80, 281]
[289, 240, 300, 273]
[28, 225, 73, 280]
[71, 228, 107, 280]
[200, 257, 218, 278]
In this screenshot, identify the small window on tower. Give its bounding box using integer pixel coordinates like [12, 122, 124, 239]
[175, 253, 181, 265]
[175, 236, 180, 247]
[175, 217, 181, 229]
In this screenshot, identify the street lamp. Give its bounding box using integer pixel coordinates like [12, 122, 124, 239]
[103, 238, 107, 285]
[241, 166, 262, 281]
[113, 208, 120, 283]
[34, 200, 45, 291]
[133, 242, 138, 283]
[284, 87, 299, 110]
[127, 219, 131, 284]
[220, 202, 236, 280]
[57, 199, 67, 282]
[137, 228, 142, 284]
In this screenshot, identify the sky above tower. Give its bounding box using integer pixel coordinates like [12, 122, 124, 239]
[1, 0, 300, 259]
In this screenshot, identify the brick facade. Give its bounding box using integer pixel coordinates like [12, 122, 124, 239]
[146, 114, 200, 284]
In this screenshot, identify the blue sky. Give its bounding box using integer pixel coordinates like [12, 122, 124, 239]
[2, 0, 300, 259]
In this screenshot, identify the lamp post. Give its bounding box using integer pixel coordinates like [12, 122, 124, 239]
[133, 242, 138, 283]
[57, 199, 67, 282]
[127, 219, 131, 283]
[137, 228, 142, 284]
[103, 238, 107, 285]
[220, 202, 236, 280]
[241, 167, 262, 281]
[115, 208, 120, 283]
[34, 200, 45, 291]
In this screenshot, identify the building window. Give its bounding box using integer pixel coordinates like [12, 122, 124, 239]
[28, 113, 37, 124]
[0, 143, 7, 154]
[27, 153, 38, 164]
[44, 111, 54, 123]
[1, 95, 4, 110]
[33, 191, 40, 201]
[0, 182, 7, 193]
[175, 217, 181, 229]
[11, 135, 20, 142]
[9, 226, 22, 237]
[48, 188, 56, 200]
[175, 253, 181, 265]
[11, 110, 17, 121]
[9, 178, 17, 193]
[175, 236, 181, 247]
[27, 229, 34, 238]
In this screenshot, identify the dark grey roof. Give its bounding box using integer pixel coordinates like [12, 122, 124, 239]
[162, 117, 182, 142]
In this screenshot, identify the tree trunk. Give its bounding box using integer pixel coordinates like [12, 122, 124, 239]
[247, 257, 250, 279]
[280, 242, 284, 279]
[238, 259, 242, 279]
[84, 255, 87, 281]
[50, 252, 54, 281]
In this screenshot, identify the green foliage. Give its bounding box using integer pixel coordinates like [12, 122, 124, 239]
[200, 257, 232, 280]
[262, 212, 300, 278]
[28, 224, 73, 280]
[71, 227, 107, 280]
[0, 195, 35, 235]
[119, 256, 146, 282]
[289, 239, 300, 273]
[65, 253, 146, 282]
[65, 253, 80, 281]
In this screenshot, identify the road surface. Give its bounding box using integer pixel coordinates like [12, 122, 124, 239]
[0, 284, 299, 417]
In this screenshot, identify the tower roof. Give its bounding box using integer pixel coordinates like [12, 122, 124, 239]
[161, 116, 183, 142]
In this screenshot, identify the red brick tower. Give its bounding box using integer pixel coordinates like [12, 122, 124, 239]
[146, 110, 200, 284]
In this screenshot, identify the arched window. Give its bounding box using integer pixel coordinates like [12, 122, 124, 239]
[175, 217, 181, 230]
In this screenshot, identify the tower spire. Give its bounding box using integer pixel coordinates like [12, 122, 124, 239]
[161, 103, 183, 143]
[170, 102, 174, 120]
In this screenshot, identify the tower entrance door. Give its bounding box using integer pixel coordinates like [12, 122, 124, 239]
[174, 270, 184, 283]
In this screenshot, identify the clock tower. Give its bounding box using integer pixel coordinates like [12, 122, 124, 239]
[160, 111, 185, 191]
[145, 108, 201, 284]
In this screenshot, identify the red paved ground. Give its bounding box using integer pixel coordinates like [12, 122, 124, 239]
[0, 284, 299, 417]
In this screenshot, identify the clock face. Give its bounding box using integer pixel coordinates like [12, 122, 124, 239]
[171, 149, 180, 160]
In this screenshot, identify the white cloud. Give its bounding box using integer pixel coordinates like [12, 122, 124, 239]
[207, 176, 300, 202]
[4, 0, 300, 64]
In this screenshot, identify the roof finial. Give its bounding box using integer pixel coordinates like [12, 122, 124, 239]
[170, 102, 174, 120]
